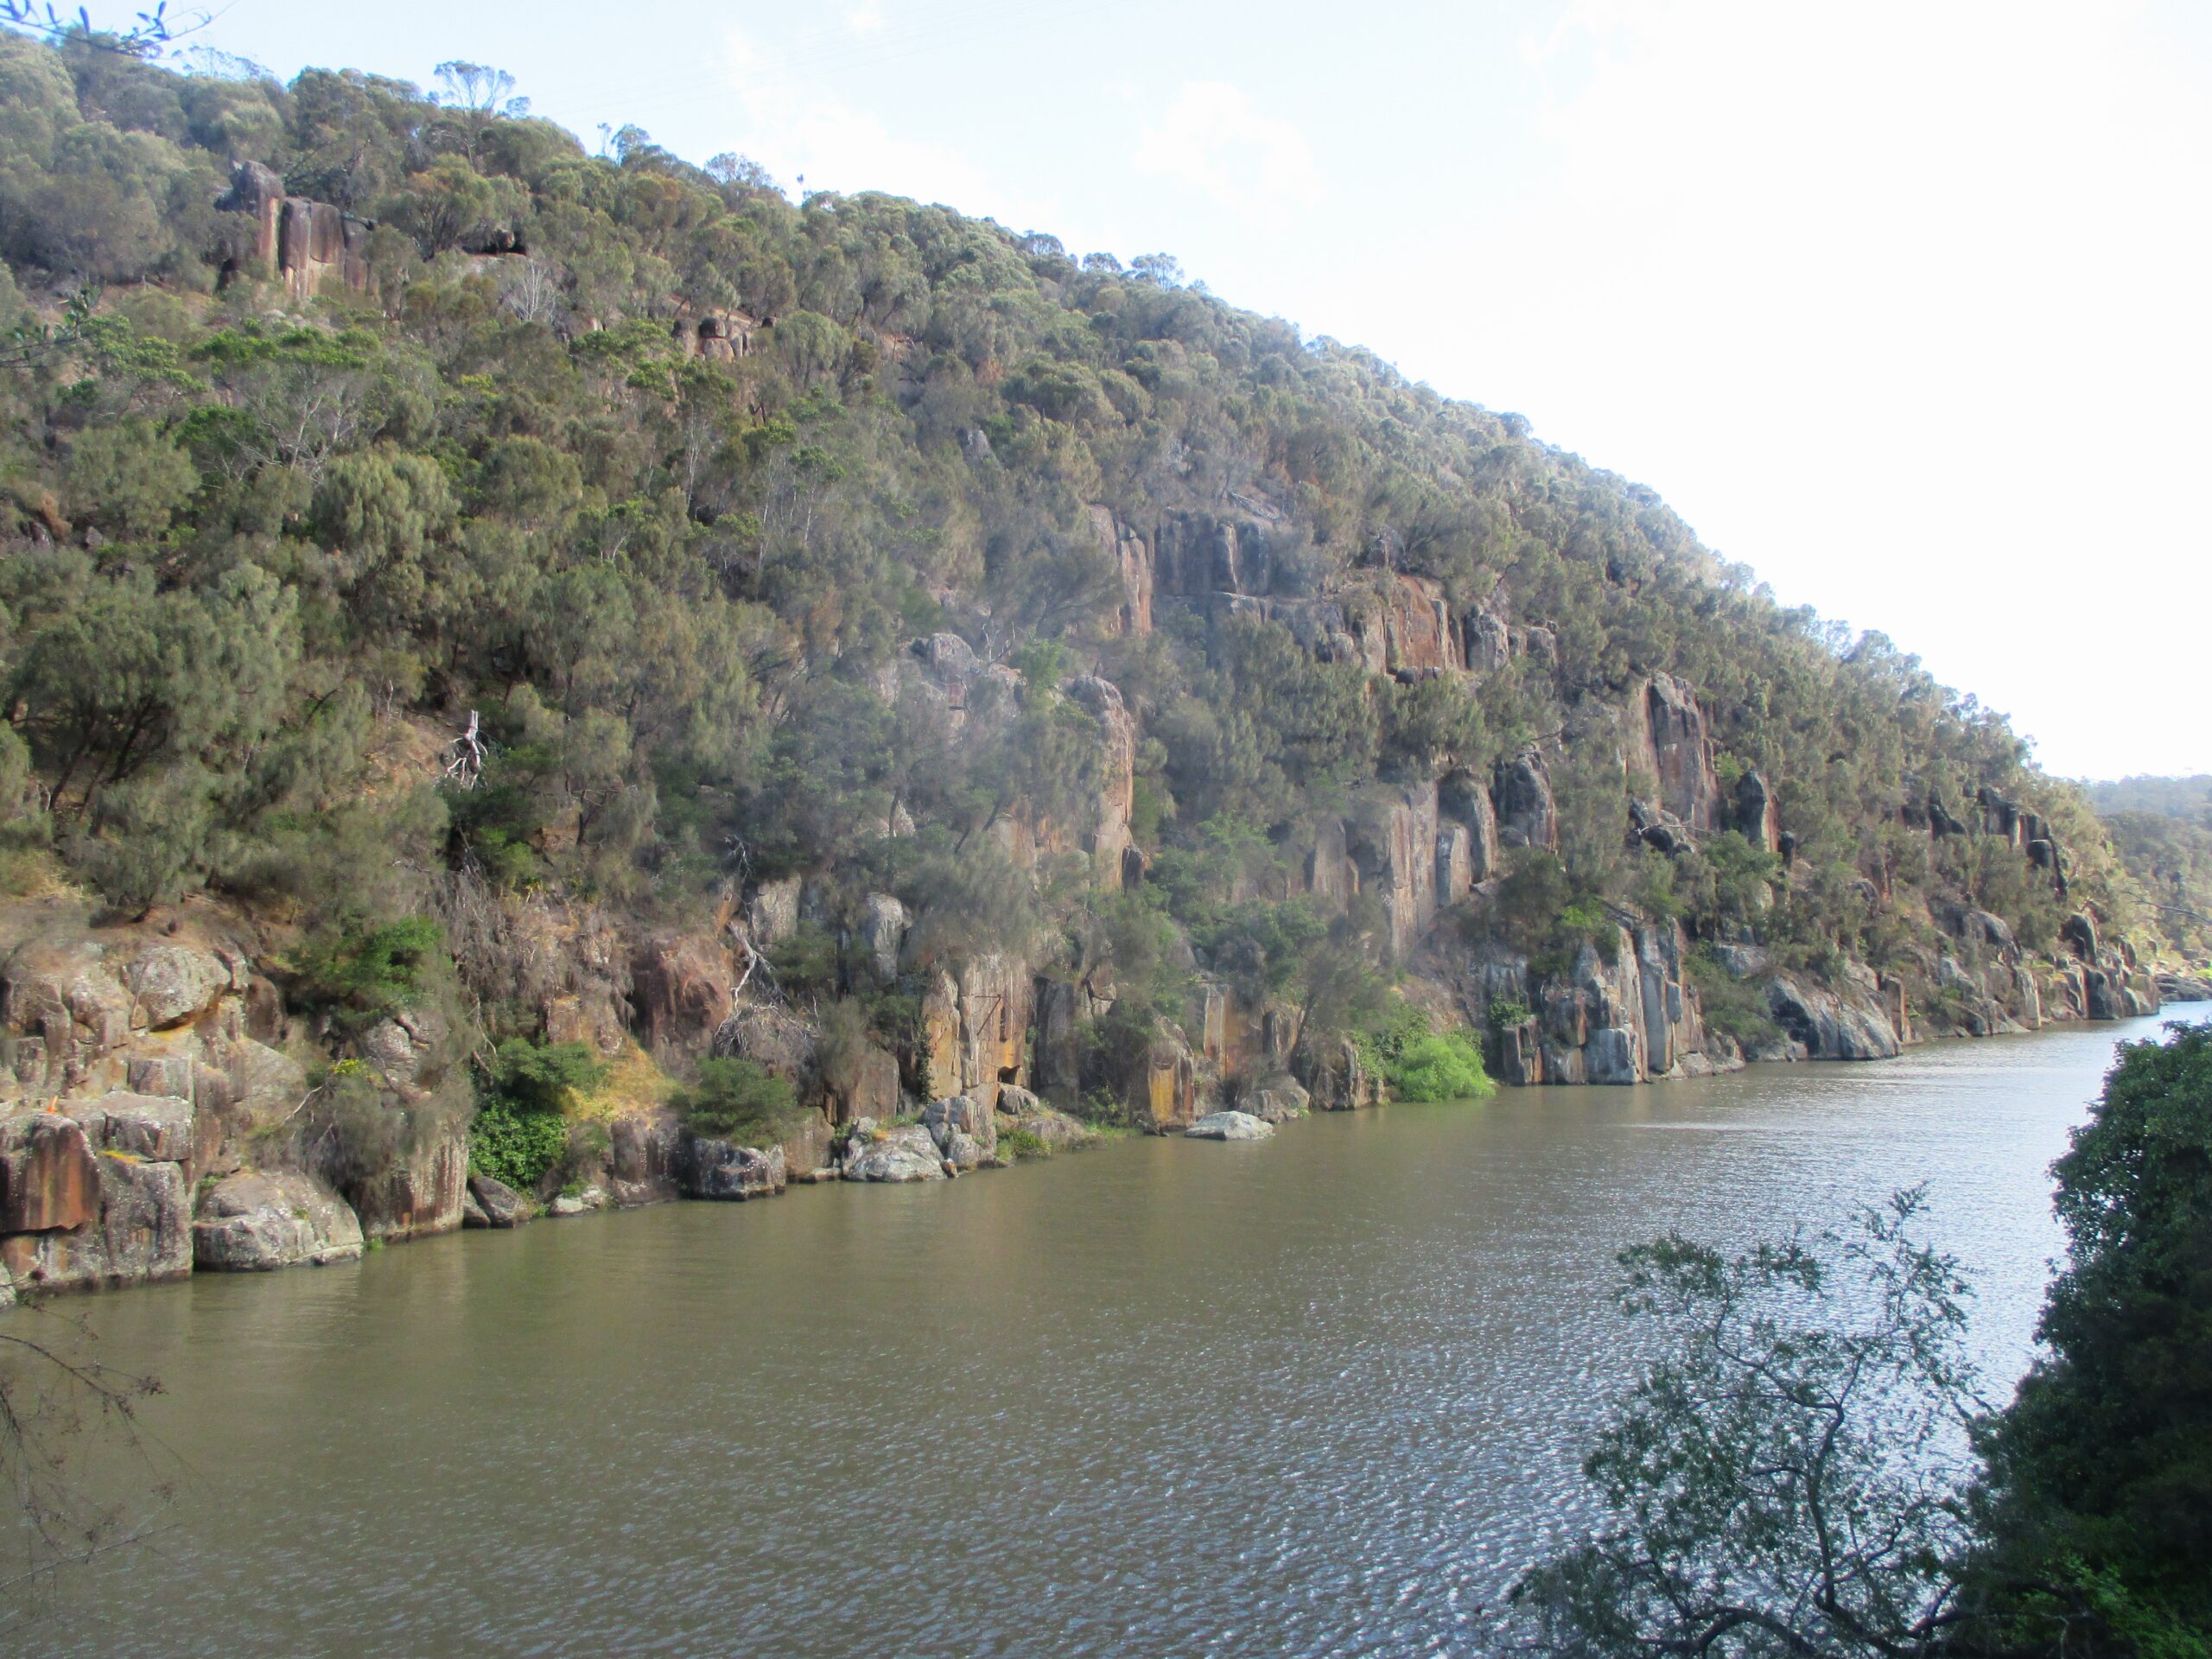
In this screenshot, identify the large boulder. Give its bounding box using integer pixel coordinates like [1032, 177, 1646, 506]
[993, 1099, 1099, 1154]
[1186, 1110, 1274, 1141]
[841, 1123, 948, 1183]
[342, 1118, 468, 1241]
[680, 1137, 788, 1200]
[1303, 1035, 1379, 1110]
[194, 1170, 364, 1270]
[1584, 1026, 1643, 1086]
[464, 1173, 533, 1227]
[1247, 1076, 1310, 1123]
[2, 1152, 191, 1293]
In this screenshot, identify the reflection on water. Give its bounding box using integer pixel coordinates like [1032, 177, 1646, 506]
[24, 1016, 2177, 1658]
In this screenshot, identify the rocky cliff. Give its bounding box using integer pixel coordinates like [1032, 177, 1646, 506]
[0, 32, 2190, 1304]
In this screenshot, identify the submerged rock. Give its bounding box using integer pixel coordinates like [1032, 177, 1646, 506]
[193, 1170, 363, 1270]
[1185, 1110, 1274, 1141]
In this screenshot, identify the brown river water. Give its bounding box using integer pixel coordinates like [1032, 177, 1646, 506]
[11, 1014, 2182, 1657]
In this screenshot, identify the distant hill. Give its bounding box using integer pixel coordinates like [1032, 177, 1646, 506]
[2085, 774, 2212, 824]
[2084, 776, 2212, 961]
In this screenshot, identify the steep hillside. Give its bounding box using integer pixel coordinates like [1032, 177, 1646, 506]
[0, 37, 2177, 1293]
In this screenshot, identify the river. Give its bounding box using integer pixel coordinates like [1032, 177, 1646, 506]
[11, 1014, 2180, 1657]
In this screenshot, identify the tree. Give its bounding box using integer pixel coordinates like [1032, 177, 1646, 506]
[1510, 1191, 1984, 1659]
[671, 1056, 801, 1145]
[429, 60, 527, 163]
[64, 417, 196, 540]
[1964, 1022, 2212, 1656]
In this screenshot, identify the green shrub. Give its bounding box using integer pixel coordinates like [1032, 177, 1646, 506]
[484, 1039, 608, 1113]
[465, 1039, 609, 1191]
[996, 1125, 1052, 1160]
[291, 918, 446, 1019]
[467, 1094, 568, 1191]
[1388, 1031, 1497, 1102]
[671, 1056, 804, 1145]
[1351, 997, 1428, 1081]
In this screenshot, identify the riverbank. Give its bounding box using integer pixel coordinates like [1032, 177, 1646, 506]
[0, 878, 2196, 1309]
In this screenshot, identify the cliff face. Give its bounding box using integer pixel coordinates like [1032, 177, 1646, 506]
[0, 34, 2188, 1302]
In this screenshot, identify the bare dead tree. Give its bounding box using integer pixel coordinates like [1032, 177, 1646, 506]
[440, 710, 486, 791]
[496, 259, 565, 327]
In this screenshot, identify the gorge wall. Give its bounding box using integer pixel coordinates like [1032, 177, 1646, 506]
[0, 33, 2191, 1301]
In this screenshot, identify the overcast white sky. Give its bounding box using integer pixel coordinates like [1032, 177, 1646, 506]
[185, 0, 2212, 780]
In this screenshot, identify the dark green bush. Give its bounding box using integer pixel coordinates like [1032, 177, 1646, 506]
[671, 1057, 804, 1145]
[291, 918, 446, 1019]
[467, 1094, 569, 1191]
[465, 1039, 608, 1191]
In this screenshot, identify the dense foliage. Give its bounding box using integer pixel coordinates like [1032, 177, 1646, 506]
[467, 1038, 606, 1190]
[670, 1056, 802, 1144]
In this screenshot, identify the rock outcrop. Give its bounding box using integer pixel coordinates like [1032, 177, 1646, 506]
[1637, 675, 1723, 833]
[609, 1110, 683, 1206]
[840, 1122, 948, 1182]
[679, 1137, 787, 1200]
[339, 1119, 468, 1242]
[1, 1101, 194, 1293]
[1493, 753, 1559, 852]
[1126, 1037, 1200, 1130]
[922, 1093, 996, 1170]
[464, 1173, 533, 1227]
[920, 954, 1032, 1109]
[993, 1092, 1099, 1154]
[1473, 920, 1730, 1086]
[194, 1170, 364, 1270]
[214, 162, 374, 301]
[1765, 969, 1902, 1061]
[1349, 781, 1443, 960]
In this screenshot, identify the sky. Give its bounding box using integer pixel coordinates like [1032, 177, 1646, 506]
[178, 0, 2212, 780]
